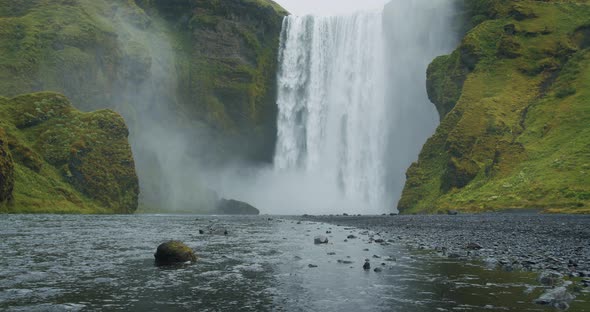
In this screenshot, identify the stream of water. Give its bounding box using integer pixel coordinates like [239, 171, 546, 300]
[2, 215, 585, 311]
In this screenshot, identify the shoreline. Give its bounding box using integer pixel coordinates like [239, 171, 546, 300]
[300, 213, 590, 276]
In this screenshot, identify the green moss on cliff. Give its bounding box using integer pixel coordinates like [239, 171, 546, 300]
[139, 0, 287, 162]
[401, 0, 590, 214]
[0, 126, 15, 204]
[0, 0, 287, 211]
[0, 92, 139, 214]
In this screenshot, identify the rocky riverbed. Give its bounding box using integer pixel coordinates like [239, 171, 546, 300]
[301, 213, 590, 277]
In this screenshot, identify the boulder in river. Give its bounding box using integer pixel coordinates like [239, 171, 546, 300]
[538, 271, 563, 286]
[534, 286, 574, 310]
[216, 199, 260, 215]
[314, 235, 329, 244]
[154, 241, 197, 266]
[466, 242, 483, 250]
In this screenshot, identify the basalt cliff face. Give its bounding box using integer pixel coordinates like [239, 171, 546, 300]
[0, 92, 138, 214]
[400, 0, 590, 214]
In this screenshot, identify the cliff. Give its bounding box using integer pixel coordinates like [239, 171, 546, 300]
[0, 0, 287, 212]
[399, 0, 590, 214]
[0, 92, 138, 214]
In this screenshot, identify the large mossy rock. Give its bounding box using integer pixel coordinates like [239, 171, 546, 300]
[0, 92, 139, 213]
[154, 240, 197, 266]
[0, 127, 14, 203]
[400, 0, 590, 214]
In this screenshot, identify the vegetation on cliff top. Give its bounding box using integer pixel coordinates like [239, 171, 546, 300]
[0, 92, 139, 214]
[400, 0, 590, 214]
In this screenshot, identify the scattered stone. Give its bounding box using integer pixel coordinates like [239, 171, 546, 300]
[466, 242, 483, 250]
[327, 252, 336, 255]
[374, 239, 385, 243]
[534, 286, 574, 310]
[343, 213, 349, 216]
[447, 210, 459, 215]
[374, 267, 382, 273]
[338, 259, 354, 264]
[308, 264, 318, 268]
[363, 261, 371, 270]
[198, 230, 204, 234]
[154, 241, 197, 266]
[224, 230, 228, 236]
[301, 214, 590, 277]
[326, 231, 332, 234]
[314, 235, 329, 244]
[347, 235, 357, 239]
[373, 255, 381, 258]
[538, 271, 563, 286]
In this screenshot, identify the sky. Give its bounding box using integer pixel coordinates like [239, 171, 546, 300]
[274, 0, 390, 16]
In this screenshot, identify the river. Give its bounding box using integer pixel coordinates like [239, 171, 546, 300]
[0, 215, 587, 311]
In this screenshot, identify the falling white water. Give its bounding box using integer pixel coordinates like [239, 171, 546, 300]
[219, 1, 456, 215]
[275, 13, 389, 211]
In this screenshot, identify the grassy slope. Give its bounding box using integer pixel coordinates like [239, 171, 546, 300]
[400, 0, 590, 214]
[0, 92, 138, 214]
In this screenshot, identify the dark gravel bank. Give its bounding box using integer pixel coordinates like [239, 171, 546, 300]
[301, 213, 590, 276]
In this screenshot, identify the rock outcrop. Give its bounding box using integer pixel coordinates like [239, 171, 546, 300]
[0, 92, 139, 213]
[216, 198, 260, 215]
[399, 0, 590, 214]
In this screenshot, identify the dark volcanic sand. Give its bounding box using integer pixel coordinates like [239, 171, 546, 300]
[302, 213, 590, 275]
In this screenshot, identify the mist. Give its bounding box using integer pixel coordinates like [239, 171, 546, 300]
[275, 0, 389, 15]
[217, 0, 458, 215]
[89, 1, 220, 213]
[86, 0, 458, 215]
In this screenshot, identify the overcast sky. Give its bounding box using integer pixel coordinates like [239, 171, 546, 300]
[274, 0, 389, 15]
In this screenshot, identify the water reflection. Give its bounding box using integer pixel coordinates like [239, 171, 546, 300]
[0, 215, 587, 311]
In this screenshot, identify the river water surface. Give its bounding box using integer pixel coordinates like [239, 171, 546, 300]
[0, 215, 587, 311]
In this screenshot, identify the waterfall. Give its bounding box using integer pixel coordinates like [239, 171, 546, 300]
[275, 13, 388, 211]
[271, 1, 455, 214]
